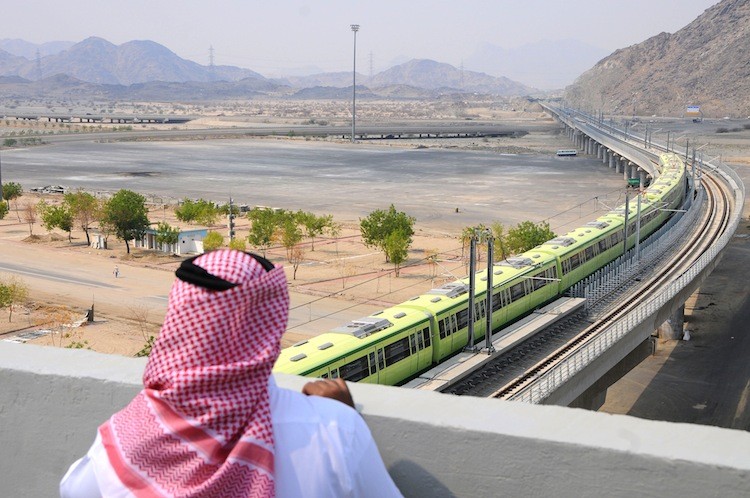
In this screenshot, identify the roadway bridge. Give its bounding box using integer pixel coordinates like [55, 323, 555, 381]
[427, 105, 745, 409]
[3, 112, 195, 124]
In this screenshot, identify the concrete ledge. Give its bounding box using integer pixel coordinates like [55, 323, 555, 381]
[2, 342, 750, 497]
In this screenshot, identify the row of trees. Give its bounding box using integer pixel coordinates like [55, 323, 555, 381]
[4, 183, 555, 277]
[1, 185, 151, 254]
[460, 220, 556, 262]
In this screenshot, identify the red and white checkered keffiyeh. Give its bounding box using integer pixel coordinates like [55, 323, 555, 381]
[98, 250, 289, 497]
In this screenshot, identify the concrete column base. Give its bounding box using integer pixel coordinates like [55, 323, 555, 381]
[657, 304, 685, 340]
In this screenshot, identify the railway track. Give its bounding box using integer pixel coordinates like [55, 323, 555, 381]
[488, 167, 732, 401]
[445, 142, 735, 400]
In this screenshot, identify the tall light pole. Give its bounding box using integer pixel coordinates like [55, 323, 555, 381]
[350, 24, 359, 143]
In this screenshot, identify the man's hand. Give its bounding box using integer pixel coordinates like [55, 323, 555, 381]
[302, 378, 355, 408]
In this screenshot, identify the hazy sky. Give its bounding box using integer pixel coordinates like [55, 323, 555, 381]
[2, 0, 719, 75]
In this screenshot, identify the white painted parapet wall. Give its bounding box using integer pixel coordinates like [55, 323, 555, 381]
[2, 341, 750, 497]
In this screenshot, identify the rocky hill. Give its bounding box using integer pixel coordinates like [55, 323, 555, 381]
[369, 59, 535, 96]
[0, 37, 264, 85]
[565, 0, 750, 117]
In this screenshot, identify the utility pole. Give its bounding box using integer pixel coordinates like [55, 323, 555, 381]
[208, 45, 215, 80]
[483, 230, 495, 354]
[350, 24, 359, 143]
[465, 232, 478, 352]
[623, 191, 630, 255]
[228, 197, 235, 241]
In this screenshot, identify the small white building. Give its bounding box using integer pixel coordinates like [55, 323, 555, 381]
[134, 228, 208, 255]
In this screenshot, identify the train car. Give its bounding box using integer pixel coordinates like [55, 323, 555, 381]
[274, 153, 687, 386]
[275, 306, 432, 385]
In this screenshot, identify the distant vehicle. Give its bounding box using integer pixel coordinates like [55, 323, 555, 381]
[556, 149, 577, 157]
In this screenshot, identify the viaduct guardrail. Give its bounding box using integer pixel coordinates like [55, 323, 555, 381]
[509, 105, 744, 405]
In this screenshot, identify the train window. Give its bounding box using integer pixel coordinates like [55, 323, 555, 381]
[417, 331, 424, 350]
[409, 333, 416, 353]
[547, 268, 557, 281]
[490, 290, 503, 311]
[369, 352, 377, 375]
[456, 308, 469, 329]
[476, 301, 486, 319]
[438, 318, 447, 339]
[339, 356, 370, 382]
[510, 282, 525, 302]
[377, 349, 385, 370]
[530, 270, 547, 291]
[330, 369, 340, 379]
[384, 337, 411, 366]
[562, 259, 571, 274]
[598, 239, 609, 252]
[321, 372, 329, 379]
[584, 246, 594, 261]
[422, 328, 431, 348]
[568, 253, 582, 272]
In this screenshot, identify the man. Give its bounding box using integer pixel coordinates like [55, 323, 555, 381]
[60, 250, 401, 497]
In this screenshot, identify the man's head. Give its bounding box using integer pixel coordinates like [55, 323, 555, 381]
[142, 250, 289, 438]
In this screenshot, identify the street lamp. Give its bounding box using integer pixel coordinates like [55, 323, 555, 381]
[351, 24, 359, 143]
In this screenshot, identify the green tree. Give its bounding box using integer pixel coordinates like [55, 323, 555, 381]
[63, 190, 100, 246]
[0, 275, 29, 322]
[229, 237, 247, 251]
[2, 182, 23, 221]
[0, 200, 8, 220]
[203, 231, 224, 251]
[460, 223, 488, 261]
[298, 211, 333, 251]
[101, 189, 150, 254]
[360, 204, 415, 262]
[491, 221, 509, 261]
[38, 201, 74, 242]
[505, 221, 556, 255]
[247, 207, 282, 257]
[155, 221, 180, 250]
[280, 214, 303, 261]
[175, 198, 219, 226]
[383, 230, 410, 276]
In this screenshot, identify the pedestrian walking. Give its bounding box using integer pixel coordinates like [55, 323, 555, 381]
[113, 266, 119, 278]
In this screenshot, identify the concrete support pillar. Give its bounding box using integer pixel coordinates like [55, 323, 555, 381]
[640, 170, 647, 188]
[657, 304, 685, 340]
[609, 154, 616, 169]
[630, 164, 638, 179]
[603, 149, 609, 164]
[615, 158, 622, 174]
[625, 161, 632, 180]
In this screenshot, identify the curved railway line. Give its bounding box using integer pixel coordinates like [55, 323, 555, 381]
[491, 169, 731, 401]
[447, 132, 737, 400]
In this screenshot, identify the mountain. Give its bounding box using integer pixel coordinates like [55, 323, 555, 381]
[565, 0, 750, 117]
[0, 39, 75, 59]
[278, 71, 360, 89]
[465, 40, 608, 90]
[368, 59, 535, 96]
[4, 37, 265, 85]
[0, 37, 536, 100]
[0, 48, 28, 76]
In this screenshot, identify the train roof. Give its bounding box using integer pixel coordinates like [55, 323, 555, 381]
[274, 305, 430, 375]
[534, 218, 620, 257]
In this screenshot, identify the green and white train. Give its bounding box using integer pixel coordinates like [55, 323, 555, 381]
[274, 153, 688, 386]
